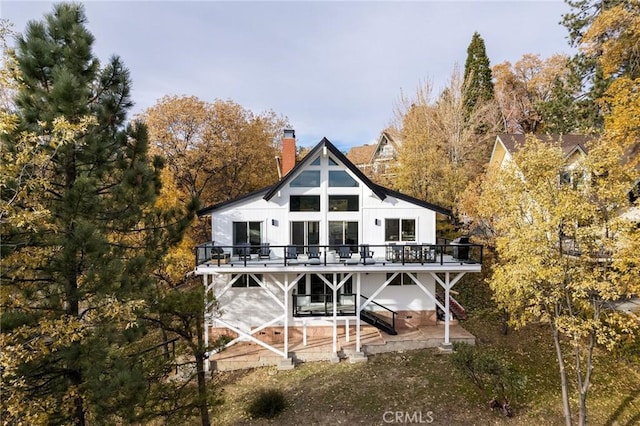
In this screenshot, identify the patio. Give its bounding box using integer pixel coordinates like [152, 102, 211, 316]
[209, 322, 475, 371]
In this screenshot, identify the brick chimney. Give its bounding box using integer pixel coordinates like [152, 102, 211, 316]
[282, 129, 296, 175]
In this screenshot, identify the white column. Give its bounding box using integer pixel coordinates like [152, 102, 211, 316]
[356, 273, 361, 352]
[303, 319, 307, 346]
[444, 272, 450, 345]
[203, 274, 209, 373]
[345, 318, 350, 342]
[332, 273, 337, 354]
[284, 274, 289, 358]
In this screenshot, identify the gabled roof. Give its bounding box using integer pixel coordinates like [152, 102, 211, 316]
[198, 136, 451, 217]
[264, 137, 388, 201]
[369, 130, 401, 163]
[346, 144, 376, 166]
[496, 134, 593, 159]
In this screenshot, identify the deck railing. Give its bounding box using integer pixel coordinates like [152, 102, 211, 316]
[195, 242, 483, 268]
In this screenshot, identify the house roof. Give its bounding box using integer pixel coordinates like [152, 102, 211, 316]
[496, 134, 594, 158]
[197, 136, 451, 217]
[264, 137, 388, 201]
[346, 144, 376, 165]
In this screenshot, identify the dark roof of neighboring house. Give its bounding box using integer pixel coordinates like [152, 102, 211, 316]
[496, 134, 594, 158]
[197, 137, 451, 217]
[346, 144, 376, 165]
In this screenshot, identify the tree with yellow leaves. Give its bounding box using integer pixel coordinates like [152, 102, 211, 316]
[394, 66, 500, 212]
[477, 135, 639, 426]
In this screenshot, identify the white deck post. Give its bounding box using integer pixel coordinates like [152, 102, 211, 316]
[332, 273, 338, 355]
[203, 274, 209, 373]
[284, 274, 289, 358]
[356, 273, 361, 352]
[303, 319, 307, 346]
[345, 318, 349, 342]
[444, 272, 450, 345]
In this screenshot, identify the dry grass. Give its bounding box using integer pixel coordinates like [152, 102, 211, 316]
[207, 314, 639, 425]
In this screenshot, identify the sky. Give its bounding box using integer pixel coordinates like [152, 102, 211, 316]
[2, 1, 574, 151]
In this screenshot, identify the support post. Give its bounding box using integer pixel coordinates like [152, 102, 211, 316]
[303, 320, 307, 346]
[345, 318, 350, 342]
[442, 272, 452, 352]
[356, 273, 361, 352]
[284, 274, 289, 358]
[203, 274, 209, 373]
[332, 274, 338, 361]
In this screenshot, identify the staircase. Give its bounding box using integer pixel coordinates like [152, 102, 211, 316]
[436, 294, 467, 320]
[360, 310, 398, 335]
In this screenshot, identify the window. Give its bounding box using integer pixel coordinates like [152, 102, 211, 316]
[561, 169, 585, 189]
[328, 157, 338, 166]
[290, 195, 320, 212]
[291, 221, 320, 249]
[329, 195, 359, 211]
[310, 156, 321, 166]
[387, 273, 414, 286]
[311, 274, 331, 303]
[329, 221, 358, 250]
[233, 221, 262, 253]
[231, 274, 262, 288]
[385, 219, 416, 242]
[329, 170, 359, 187]
[290, 170, 320, 187]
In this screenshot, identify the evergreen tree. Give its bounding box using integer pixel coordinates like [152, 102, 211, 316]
[1, 3, 189, 424]
[561, 0, 624, 131]
[463, 32, 495, 114]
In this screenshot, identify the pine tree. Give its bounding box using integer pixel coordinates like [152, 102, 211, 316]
[1, 3, 188, 424]
[463, 32, 494, 114]
[561, 0, 625, 131]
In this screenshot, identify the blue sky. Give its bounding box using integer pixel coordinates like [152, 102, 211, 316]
[2, 1, 573, 151]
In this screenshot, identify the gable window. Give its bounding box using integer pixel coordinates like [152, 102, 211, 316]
[290, 170, 320, 187]
[328, 157, 338, 166]
[329, 221, 358, 250]
[231, 274, 262, 288]
[329, 170, 359, 187]
[387, 273, 415, 286]
[233, 221, 262, 254]
[290, 195, 320, 212]
[329, 195, 359, 211]
[310, 156, 321, 166]
[291, 221, 320, 249]
[385, 219, 416, 242]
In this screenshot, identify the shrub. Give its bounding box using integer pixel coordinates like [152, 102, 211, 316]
[450, 342, 525, 417]
[247, 388, 287, 419]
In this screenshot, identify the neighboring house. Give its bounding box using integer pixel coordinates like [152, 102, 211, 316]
[347, 130, 401, 184]
[195, 130, 482, 370]
[488, 133, 639, 251]
[489, 133, 592, 172]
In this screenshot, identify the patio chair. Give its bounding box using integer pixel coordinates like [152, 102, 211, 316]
[285, 245, 299, 264]
[360, 244, 376, 265]
[338, 245, 352, 259]
[307, 245, 321, 265]
[339, 245, 358, 264]
[237, 243, 251, 260]
[258, 243, 271, 259]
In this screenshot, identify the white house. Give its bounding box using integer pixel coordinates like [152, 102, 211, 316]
[195, 130, 482, 370]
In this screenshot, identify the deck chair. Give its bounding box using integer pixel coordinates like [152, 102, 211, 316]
[237, 243, 251, 260]
[360, 244, 376, 265]
[307, 245, 321, 265]
[338, 245, 352, 260]
[258, 243, 271, 259]
[285, 245, 299, 264]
